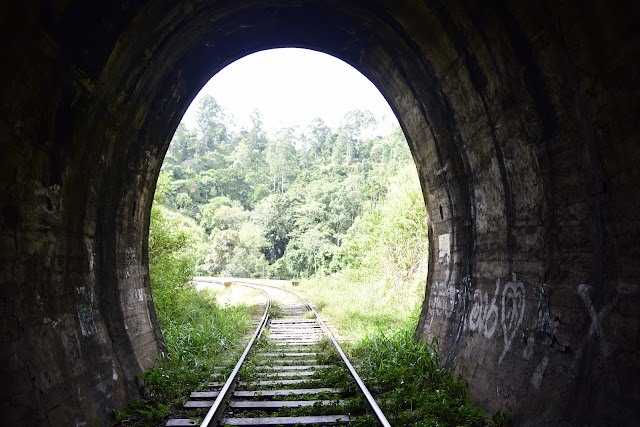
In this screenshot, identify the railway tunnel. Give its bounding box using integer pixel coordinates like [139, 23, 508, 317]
[1, 1, 639, 425]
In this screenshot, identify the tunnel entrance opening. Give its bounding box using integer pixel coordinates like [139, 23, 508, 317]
[143, 49, 436, 424]
[140, 47, 432, 424]
[151, 47, 428, 340]
[3, 2, 639, 426]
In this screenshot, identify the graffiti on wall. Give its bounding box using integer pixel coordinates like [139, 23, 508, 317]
[466, 273, 526, 363]
[428, 270, 639, 391]
[499, 275, 526, 363]
[577, 282, 638, 359]
[73, 274, 97, 337]
[468, 279, 499, 338]
[427, 280, 456, 331]
[428, 272, 527, 363]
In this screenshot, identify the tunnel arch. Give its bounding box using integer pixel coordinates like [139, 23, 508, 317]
[1, 1, 639, 426]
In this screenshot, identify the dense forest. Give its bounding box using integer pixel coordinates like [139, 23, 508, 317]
[151, 94, 428, 281]
[126, 96, 505, 427]
[134, 96, 502, 427]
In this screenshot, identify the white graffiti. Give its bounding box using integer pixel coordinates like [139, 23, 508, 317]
[455, 276, 472, 342]
[126, 288, 145, 304]
[530, 354, 549, 389]
[73, 278, 97, 337]
[430, 280, 458, 315]
[427, 275, 469, 334]
[76, 286, 98, 337]
[469, 278, 500, 338]
[577, 282, 638, 358]
[574, 282, 638, 394]
[428, 272, 528, 363]
[499, 274, 526, 364]
[466, 274, 527, 363]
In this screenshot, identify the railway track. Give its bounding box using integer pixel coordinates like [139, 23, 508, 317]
[166, 279, 390, 427]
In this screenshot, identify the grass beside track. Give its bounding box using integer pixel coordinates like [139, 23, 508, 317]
[113, 285, 261, 426]
[115, 275, 508, 426]
[274, 277, 510, 426]
[349, 328, 509, 426]
[279, 269, 425, 343]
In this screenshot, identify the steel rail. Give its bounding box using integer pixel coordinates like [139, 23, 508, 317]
[233, 279, 392, 427]
[194, 279, 271, 427]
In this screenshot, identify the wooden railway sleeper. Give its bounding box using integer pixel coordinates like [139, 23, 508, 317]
[167, 280, 390, 427]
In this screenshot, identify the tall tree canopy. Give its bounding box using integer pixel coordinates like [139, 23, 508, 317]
[157, 95, 424, 279]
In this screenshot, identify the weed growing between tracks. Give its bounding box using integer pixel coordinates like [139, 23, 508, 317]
[267, 302, 284, 318]
[282, 270, 509, 424]
[289, 327, 508, 426]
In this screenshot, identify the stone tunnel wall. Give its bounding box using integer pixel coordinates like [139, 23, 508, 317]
[0, 1, 639, 426]
[408, 2, 640, 424]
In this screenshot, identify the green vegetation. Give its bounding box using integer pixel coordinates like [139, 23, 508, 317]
[159, 95, 414, 279]
[282, 163, 428, 341]
[114, 173, 257, 426]
[128, 95, 506, 425]
[350, 326, 508, 426]
[235, 330, 506, 426]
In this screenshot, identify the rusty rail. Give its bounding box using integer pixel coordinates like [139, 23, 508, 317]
[233, 279, 392, 427]
[195, 280, 271, 427]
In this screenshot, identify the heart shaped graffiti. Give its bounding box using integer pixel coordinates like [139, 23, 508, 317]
[499, 274, 526, 363]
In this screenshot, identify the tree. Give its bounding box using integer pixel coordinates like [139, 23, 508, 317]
[341, 109, 376, 139]
[331, 110, 377, 166]
[167, 123, 197, 163]
[332, 131, 349, 166]
[223, 222, 270, 278]
[206, 229, 240, 274]
[176, 192, 193, 211]
[341, 164, 428, 284]
[156, 104, 421, 282]
[293, 200, 326, 233]
[307, 117, 331, 161]
[248, 109, 267, 152]
[195, 95, 229, 155]
[200, 198, 241, 234]
[284, 228, 334, 278]
[228, 138, 270, 206]
[265, 128, 299, 192]
[210, 205, 249, 231]
[252, 193, 298, 262]
[208, 168, 251, 208]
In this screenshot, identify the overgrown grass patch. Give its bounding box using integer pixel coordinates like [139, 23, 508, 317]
[113, 285, 256, 426]
[346, 327, 509, 427]
[280, 274, 508, 425]
[285, 267, 425, 342]
[114, 191, 260, 426]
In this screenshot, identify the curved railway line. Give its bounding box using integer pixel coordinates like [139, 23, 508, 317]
[166, 279, 391, 427]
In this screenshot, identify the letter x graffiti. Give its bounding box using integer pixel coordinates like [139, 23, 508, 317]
[577, 283, 638, 357]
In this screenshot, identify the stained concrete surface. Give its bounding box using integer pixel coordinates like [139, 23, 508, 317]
[1, 1, 639, 425]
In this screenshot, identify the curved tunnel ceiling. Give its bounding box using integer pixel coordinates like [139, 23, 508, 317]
[1, 1, 639, 425]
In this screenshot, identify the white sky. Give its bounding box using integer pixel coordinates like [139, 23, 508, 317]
[181, 48, 399, 135]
